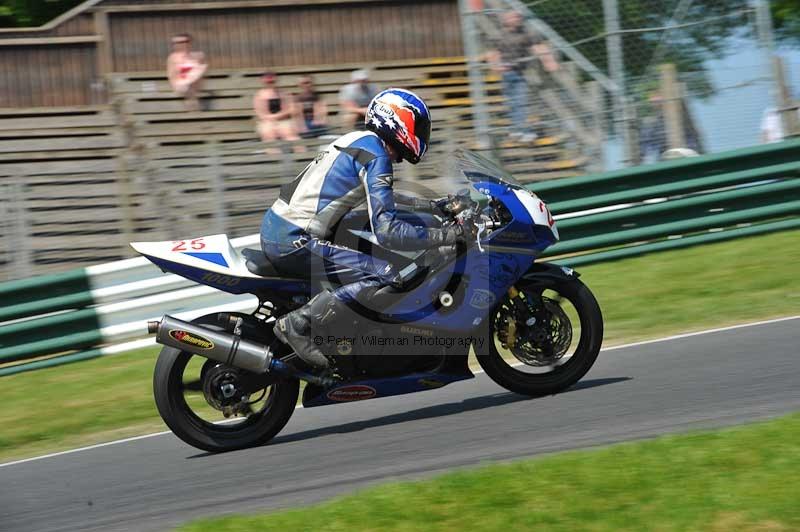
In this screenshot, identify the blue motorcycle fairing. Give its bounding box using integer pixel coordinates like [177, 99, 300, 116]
[472, 180, 557, 252]
[379, 248, 535, 331]
[302, 370, 475, 407]
[144, 255, 312, 296]
[369, 181, 556, 331]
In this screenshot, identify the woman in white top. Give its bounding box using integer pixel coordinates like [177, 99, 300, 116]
[167, 33, 207, 111]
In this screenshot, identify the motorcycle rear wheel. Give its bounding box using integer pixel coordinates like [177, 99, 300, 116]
[477, 279, 603, 397]
[153, 313, 299, 453]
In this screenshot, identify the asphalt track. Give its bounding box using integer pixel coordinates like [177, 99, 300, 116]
[2, 317, 798, 532]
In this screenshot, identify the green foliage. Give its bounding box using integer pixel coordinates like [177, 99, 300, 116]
[527, 0, 754, 96]
[0, 0, 84, 28]
[773, 0, 800, 46]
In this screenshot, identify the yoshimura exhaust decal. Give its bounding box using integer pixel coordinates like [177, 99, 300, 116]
[168, 329, 215, 350]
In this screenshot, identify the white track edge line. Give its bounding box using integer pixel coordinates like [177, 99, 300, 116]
[1, 314, 797, 469]
[600, 315, 800, 351]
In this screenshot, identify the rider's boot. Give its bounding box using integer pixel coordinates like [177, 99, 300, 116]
[274, 290, 343, 385]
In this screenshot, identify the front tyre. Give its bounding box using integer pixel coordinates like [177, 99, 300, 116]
[477, 279, 603, 397]
[153, 313, 299, 453]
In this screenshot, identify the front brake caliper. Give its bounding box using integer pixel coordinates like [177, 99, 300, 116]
[506, 320, 517, 349]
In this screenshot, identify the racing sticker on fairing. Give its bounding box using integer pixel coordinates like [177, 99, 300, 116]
[326, 385, 377, 402]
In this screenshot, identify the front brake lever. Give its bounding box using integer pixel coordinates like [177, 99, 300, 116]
[476, 222, 486, 253]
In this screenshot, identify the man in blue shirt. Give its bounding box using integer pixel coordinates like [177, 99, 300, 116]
[261, 89, 465, 378]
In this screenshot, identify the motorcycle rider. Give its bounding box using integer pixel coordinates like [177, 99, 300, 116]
[260, 88, 468, 378]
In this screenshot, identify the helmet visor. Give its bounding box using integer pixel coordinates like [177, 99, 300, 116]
[415, 112, 431, 158]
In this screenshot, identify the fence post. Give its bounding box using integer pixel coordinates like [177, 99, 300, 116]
[660, 63, 687, 150]
[9, 182, 32, 280]
[459, 0, 491, 150]
[93, 10, 113, 80]
[144, 146, 174, 241]
[116, 150, 136, 248]
[0, 184, 8, 280]
[772, 56, 799, 138]
[210, 141, 228, 235]
[587, 80, 606, 172]
[602, 0, 639, 166]
[753, 0, 780, 106]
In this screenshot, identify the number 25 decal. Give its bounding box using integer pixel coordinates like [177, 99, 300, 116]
[172, 238, 206, 252]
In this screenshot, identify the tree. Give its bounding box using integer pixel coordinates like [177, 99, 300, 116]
[772, 0, 800, 46]
[525, 0, 800, 99]
[0, 0, 84, 27]
[526, 0, 758, 96]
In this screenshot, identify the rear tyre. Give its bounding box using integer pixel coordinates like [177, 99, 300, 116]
[153, 313, 299, 453]
[477, 279, 603, 397]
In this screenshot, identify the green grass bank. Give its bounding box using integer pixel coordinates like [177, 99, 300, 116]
[179, 413, 800, 532]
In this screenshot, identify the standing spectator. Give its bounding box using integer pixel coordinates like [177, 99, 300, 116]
[639, 92, 668, 163]
[760, 106, 785, 144]
[296, 75, 329, 138]
[166, 33, 207, 111]
[254, 72, 304, 154]
[488, 10, 559, 143]
[339, 69, 378, 130]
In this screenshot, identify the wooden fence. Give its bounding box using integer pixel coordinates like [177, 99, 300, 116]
[0, 53, 591, 281]
[0, 0, 462, 108]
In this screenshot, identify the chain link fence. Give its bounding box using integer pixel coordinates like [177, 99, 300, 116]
[465, 0, 798, 169]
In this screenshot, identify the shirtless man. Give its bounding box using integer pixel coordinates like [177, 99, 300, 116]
[167, 33, 207, 111]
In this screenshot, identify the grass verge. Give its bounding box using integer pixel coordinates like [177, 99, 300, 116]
[1, 229, 799, 462]
[178, 413, 800, 532]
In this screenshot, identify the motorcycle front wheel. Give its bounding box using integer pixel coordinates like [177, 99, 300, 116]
[477, 279, 603, 397]
[153, 313, 299, 453]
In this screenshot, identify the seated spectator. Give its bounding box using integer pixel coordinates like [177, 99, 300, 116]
[253, 72, 304, 154]
[296, 75, 329, 138]
[339, 69, 378, 130]
[166, 33, 207, 111]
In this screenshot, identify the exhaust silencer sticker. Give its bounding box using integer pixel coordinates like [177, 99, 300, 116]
[169, 329, 215, 350]
[326, 385, 377, 402]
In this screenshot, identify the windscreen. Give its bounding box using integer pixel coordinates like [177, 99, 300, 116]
[452, 149, 525, 189]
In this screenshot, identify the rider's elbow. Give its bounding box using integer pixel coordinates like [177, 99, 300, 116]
[373, 225, 394, 248]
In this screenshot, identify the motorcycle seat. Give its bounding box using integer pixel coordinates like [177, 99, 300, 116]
[241, 248, 282, 277]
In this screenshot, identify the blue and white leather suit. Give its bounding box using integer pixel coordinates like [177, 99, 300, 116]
[260, 131, 437, 304]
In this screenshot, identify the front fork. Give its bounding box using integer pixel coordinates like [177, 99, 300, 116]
[503, 286, 527, 349]
[502, 285, 549, 350]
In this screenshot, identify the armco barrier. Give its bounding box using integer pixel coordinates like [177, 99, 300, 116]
[0, 234, 260, 375]
[1, 139, 799, 376]
[534, 138, 800, 205]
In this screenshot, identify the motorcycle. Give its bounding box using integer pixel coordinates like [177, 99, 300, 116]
[134, 149, 603, 452]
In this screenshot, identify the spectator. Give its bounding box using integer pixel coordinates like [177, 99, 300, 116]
[640, 91, 703, 161]
[760, 106, 785, 144]
[639, 92, 668, 163]
[254, 72, 304, 154]
[166, 33, 207, 111]
[339, 69, 378, 130]
[296, 75, 329, 138]
[488, 10, 559, 143]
